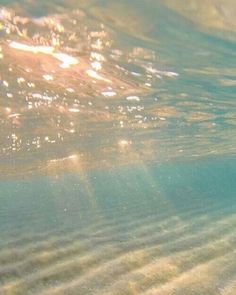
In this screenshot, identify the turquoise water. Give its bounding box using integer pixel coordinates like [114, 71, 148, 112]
[0, 1, 236, 294]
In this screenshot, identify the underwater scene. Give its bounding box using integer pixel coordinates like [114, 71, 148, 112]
[0, 0, 236, 294]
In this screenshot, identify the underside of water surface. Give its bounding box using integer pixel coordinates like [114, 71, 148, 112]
[0, 0, 236, 294]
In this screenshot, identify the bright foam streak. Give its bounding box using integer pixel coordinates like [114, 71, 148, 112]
[9, 41, 54, 54]
[9, 41, 78, 68]
[52, 53, 78, 68]
[86, 69, 111, 83]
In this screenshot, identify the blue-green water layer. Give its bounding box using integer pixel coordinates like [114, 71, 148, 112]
[1, 157, 236, 294]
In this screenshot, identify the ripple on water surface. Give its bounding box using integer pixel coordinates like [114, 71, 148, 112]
[1, 0, 236, 177]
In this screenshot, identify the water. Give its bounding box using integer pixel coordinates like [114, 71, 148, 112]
[0, 1, 236, 294]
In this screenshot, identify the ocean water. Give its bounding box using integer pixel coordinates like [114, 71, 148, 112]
[0, 1, 236, 294]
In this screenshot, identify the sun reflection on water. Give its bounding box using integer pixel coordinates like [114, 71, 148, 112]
[0, 0, 235, 178]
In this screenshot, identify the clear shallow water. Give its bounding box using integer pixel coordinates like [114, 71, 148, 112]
[0, 1, 236, 294]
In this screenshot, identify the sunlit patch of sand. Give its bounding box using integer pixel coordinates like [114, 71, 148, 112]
[31, 249, 152, 295]
[0, 243, 121, 293]
[0, 195, 236, 295]
[144, 251, 236, 295]
[102, 260, 179, 295]
[91, 216, 236, 295]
